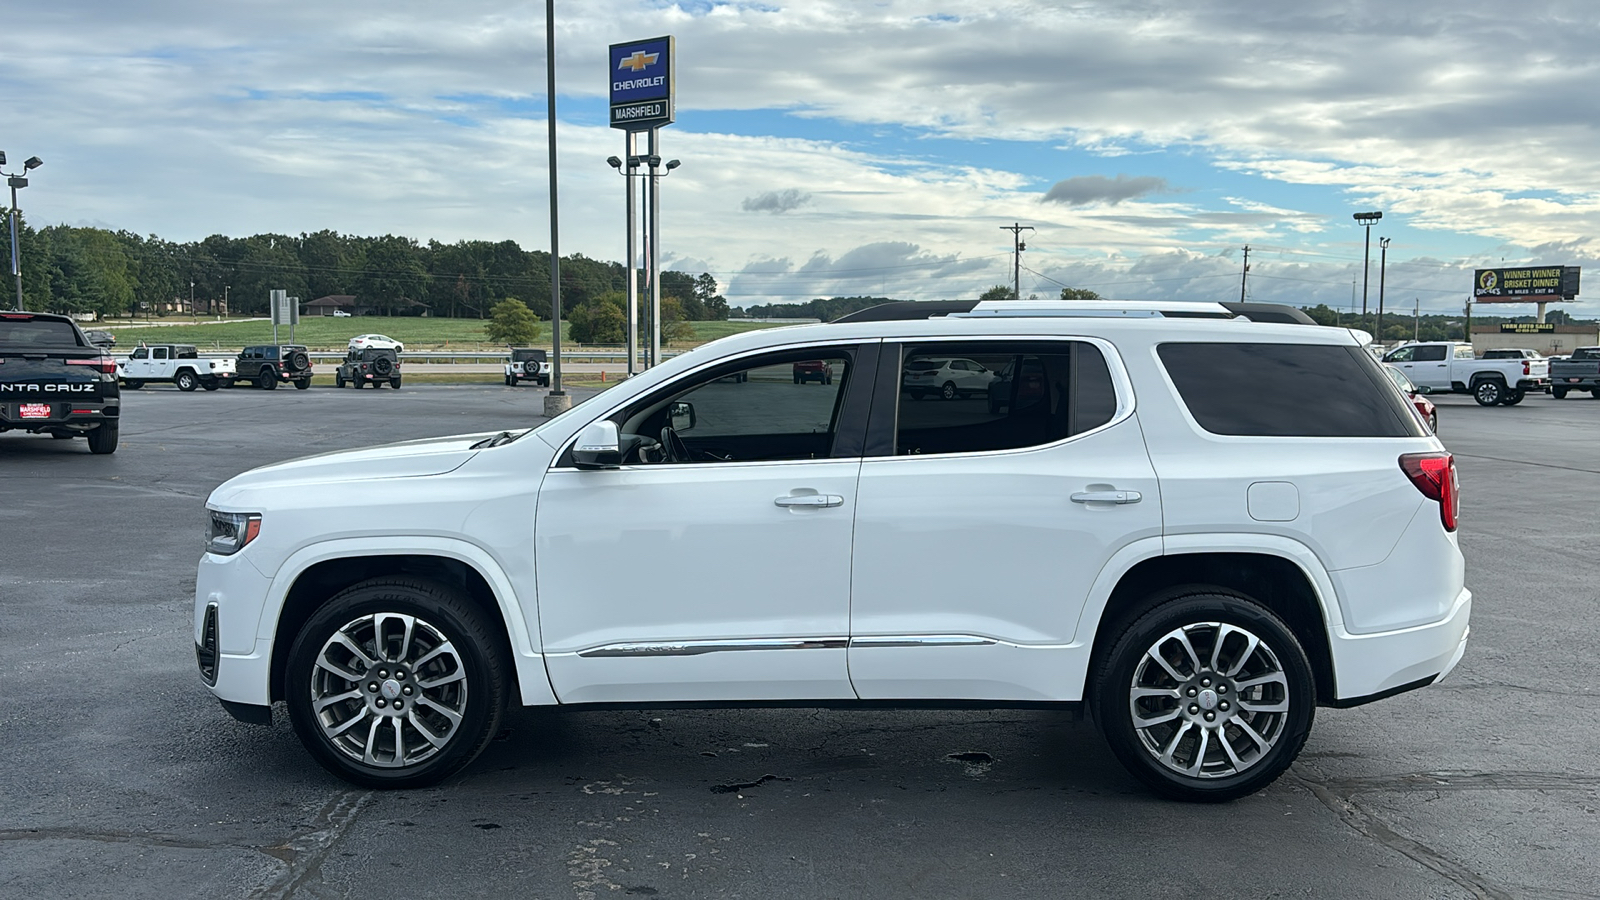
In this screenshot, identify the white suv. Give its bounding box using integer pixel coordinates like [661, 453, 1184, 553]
[195, 299, 1469, 801]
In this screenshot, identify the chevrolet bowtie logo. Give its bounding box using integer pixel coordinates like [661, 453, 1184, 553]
[619, 50, 659, 72]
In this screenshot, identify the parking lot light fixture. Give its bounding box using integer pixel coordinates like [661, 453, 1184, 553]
[1353, 211, 1383, 333]
[3, 152, 43, 310]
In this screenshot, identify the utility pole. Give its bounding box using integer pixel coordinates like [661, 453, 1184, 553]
[1239, 245, 1251, 302]
[1000, 222, 1033, 299]
[543, 0, 570, 415]
[1414, 297, 1420, 342]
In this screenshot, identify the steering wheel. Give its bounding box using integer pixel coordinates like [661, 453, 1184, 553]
[660, 426, 692, 463]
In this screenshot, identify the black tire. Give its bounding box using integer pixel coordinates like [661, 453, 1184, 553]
[793, 375, 801, 384]
[259, 369, 278, 391]
[122, 380, 144, 390]
[1092, 588, 1315, 802]
[1428, 410, 1438, 432]
[1553, 387, 1568, 399]
[1502, 389, 1525, 406]
[202, 379, 220, 391]
[87, 421, 119, 455]
[335, 372, 346, 388]
[288, 350, 311, 372]
[284, 578, 507, 788]
[390, 377, 402, 389]
[506, 374, 516, 386]
[294, 379, 311, 390]
[1591, 388, 1600, 399]
[175, 370, 198, 392]
[372, 356, 395, 376]
[941, 381, 958, 401]
[1472, 379, 1503, 406]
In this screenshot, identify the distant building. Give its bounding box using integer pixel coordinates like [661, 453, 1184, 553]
[302, 295, 370, 317]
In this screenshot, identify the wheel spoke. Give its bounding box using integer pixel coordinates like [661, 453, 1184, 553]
[1184, 726, 1211, 776]
[1222, 628, 1261, 677]
[1235, 716, 1273, 754]
[408, 711, 450, 748]
[1146, 648, 1187, 684]
[1237, 697, 1289, 714]
[391, 718, 406, 763]
[410, 642, 454, 671]
[361, 717, 382, 765]
[1218, 729, 1247, 771]
[416, 668, 466, 690]
[1134, 707, 1182, 727]
[315, 656, 363, 682]
[1237, 671, 1288, 692]
[377, 613, 416, 663]
[1132, 686, 1182, 701]
[315, 689, 363, 712]
[325, 708, 370, 737]
[416, 696, 463, 728]
[1172, 629, 1204, 676]
[1159, 720, 1194, 766]
[332, 632, 380, 670]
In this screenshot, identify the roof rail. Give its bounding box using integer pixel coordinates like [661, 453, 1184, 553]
[954, 299, 1236, 319]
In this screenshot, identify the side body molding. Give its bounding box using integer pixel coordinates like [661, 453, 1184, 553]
[259, 536, 558, 707]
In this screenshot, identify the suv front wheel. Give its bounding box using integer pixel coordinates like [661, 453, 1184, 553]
[285, 578, 506, 788]
[1093, 589, 1314, 802]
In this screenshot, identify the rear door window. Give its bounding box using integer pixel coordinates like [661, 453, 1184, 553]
[1158, 343, 1425, 437]
[887, 341, 1118, 456]
[1414, 345, 1448, 361]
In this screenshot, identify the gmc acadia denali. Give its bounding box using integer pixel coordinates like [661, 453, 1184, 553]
[195, 300, 1469, 801]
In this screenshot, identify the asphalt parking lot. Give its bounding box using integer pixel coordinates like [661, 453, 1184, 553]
[2, 384, 1598, 899]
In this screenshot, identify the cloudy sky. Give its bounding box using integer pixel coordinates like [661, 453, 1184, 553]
[5, 0, 1599, 315]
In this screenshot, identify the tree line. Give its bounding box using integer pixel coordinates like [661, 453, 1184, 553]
[7, 221, 731, 323]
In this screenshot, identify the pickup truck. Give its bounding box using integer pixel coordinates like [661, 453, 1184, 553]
[1549, 347, 1600, 399]
[1381, 341, 1550, 406]
[119, 344, 237, 391]
[0, 311, 120, 453]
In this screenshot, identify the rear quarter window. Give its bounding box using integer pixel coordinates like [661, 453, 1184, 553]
[1158, 342, 1426, 437]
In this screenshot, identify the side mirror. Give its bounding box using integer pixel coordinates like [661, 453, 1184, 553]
[669, 401, 696, 432]
[572, 420, 622, 469]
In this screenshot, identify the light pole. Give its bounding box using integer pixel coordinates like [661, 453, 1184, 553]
[2, 152, 44, 311]
[1376, 237, 1390, 343]
[1353, 211, 1382, 333]
[608, 149, 641, 375]
[612, 147, 680, 370]
[645, 151, 680, 368]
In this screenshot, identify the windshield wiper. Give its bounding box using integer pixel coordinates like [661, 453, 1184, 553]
[470, 431, 520, 449]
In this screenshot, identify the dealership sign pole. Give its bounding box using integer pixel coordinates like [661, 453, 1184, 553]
[610, 36, 674, 370]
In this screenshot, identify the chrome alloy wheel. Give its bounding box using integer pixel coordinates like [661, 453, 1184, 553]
[1128, 621, 1290, 779]
[309, 613, 468, 768]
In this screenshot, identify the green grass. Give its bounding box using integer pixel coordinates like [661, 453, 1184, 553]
[99, 316, 785, 351]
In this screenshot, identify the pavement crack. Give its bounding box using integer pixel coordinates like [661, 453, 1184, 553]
[710, 774, 790, 794]
[0, 827, 246, 851]
[1292, 771, 1537, 900]
[248, 789, 373, 900]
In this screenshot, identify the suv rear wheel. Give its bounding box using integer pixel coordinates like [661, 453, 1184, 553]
[175, 370, 198, 392]
[1093, 589, 1314, 802]
[87, 421, 119, 455]
[284, 578, 506, 788]
[259, 369, 278, 390]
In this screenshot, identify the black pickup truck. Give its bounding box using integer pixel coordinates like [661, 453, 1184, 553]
[0, 311, 121, 453]
[1550, 347, 1600, 399]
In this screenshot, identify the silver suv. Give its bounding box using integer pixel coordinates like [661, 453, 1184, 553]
[195, 299, 1468, 801]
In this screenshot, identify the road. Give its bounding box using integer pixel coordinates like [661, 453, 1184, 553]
[1, 386, 1597, 899]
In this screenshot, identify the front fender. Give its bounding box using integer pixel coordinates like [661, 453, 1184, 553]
[258, 535, 556, 707]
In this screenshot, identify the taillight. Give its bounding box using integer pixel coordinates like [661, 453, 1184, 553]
[67, 358, 117, 374]
[1523, 361, 1531, 376]
[1400, 452, 1458, 532]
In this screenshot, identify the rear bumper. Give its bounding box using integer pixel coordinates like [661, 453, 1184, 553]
[1327, 586, 1471, 703]
[0, 399, 119, 432]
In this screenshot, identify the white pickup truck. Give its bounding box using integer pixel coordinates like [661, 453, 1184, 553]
[118, 344, 238, 391]
[1381, 341, 1550, 406]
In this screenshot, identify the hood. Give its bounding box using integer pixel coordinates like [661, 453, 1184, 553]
[209, 431, 496, 505]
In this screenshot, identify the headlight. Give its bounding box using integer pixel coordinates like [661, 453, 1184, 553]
[207, 509, 262, 555]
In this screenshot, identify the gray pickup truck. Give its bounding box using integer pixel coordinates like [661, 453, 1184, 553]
[1550, 347, 1600, 399]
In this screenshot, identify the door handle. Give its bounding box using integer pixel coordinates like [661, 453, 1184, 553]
[1071, 490, 1142, 504]
[774, 494, 844, 508]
